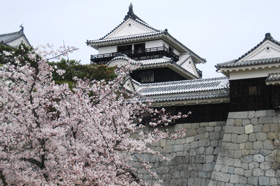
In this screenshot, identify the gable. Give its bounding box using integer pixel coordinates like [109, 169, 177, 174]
[180, 57, 199, 77]
[239, 40, 280, 62]
[7, 36, 30, 48]
[105, 19, 156, 39]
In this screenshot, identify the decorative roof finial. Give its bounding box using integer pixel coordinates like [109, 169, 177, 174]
[265, 33, 272, 40]
[20, 25, 24, 32]
[124, 3, 136, 20]
[129, 3, 133, 13]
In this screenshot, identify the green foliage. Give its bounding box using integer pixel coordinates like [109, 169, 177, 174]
[0, 43, 39, 69]
[48, 59, 117, 86]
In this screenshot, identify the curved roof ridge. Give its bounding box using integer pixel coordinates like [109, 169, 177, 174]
[236, 33, 280, 62]
[139, 76, 228, 87]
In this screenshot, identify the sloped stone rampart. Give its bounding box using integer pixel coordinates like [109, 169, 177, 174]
[134, 121, 226, 186]
[209, 110, 280, 186]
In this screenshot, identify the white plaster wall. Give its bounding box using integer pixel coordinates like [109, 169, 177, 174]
[181, 58, 198, 76]
[229, 66, 280, 80]
[145, 40, 164, 48]
[98, 46, 117, 54]
[106, 19, 153, 39]
[240, 41, 280, 61]
[8, 37, 29, 48]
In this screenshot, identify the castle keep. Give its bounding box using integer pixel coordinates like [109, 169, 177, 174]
[88, 4, 280, 186]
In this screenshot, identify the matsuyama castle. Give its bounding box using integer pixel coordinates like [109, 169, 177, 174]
[87, 4, 280, 123]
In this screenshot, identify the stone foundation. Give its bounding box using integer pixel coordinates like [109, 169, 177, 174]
[136, 110, 280, 186]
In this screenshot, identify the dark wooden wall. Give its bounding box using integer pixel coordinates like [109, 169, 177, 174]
[130, 68, 186, 83]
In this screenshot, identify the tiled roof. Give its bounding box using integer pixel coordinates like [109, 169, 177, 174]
[88, 31, 164, 44]
[137, 77, 229, 96]
[236, 33, 280, 62]
[266, 73, 280, 82]
[95, 4, 159, 41]
[0, 27, 31, 47]
[216, 33, 280, 70]
[136, 56, 173, 66]
[138, 90, 229, 103]
[216, 57, 280, 69]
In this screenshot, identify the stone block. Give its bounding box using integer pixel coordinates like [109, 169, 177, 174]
[160, 139, 166, 147]
[234, 167, 245, 175]
[203, 163, 214, 171]
[255, 133, 267, 141]
[163, 145, 173, 153]
[225, 126, 244, 134]
[228, 166, 234, 174]
[174, 144, 184, 152]
[240, 143, 245, 149]
[241, 155, 253, 163]
[197, 127, 206, 134]
[255, 110, 267, 117]
[249, 162, 259, 169]
[267, 110, 276, 116]
[183, 144, 190, 151]
[262, 124, 271, 132]
[242, 119, 250, 126]
[228, 111, 248, 119]
[231, 134, 237, 142]
[251, 117, 258, 124]
[205, 146, 214, 154]
[190, 141, 198, 148]
[259, 116, 272, 124]
[272, 116, 280, 123]
[239, 176, 248, 184]
[245, 124, 253, 134]
[260, 149, 272, 156]
[268, 132, 277, 139]
[210, 132, 220, 140]
[198, 139, 210, 147]
[236, 119, 243, 126]
[259, 176, 270, 185]
[237, 134, 249, 143]
[206, 126, 214, 131]
[206, 155, 215, 163]
[241, 162, 249, 170]
[254, 125, 263, 133]
[271, 124, 279, 131]
[253, 168, 264, 176]
[248, 111, 256, 118]
[221, 165, 229, 173]
[230, 174, 239, 183]
[234, 150, 242, 159]
[263, 140, 274, 150]
[211, 140, 218, 147]
[186, 129, 197, 137]
[253, 154, 265, 162]
[270, 177, 278, 185]
[223, 134, 231, 142]
[265, 169, 275, 177]
[249, 133, 256, 141]
[248, 176, 258, 185]
[245, 142, 252, 150]
[226, 119, 235, 126]
[260, 162, 271, 170]
[253, 141, 263, 150]
[166, 140, 175, 145]
[265, 153, 275, 162]
[195, 133, 205, 140]
[234, 159, 241, 167]
[191, 123, 200, 129]
[244, 170, 252, 177]
[222, 142, 239, 150]
[186, 136, 194, 143]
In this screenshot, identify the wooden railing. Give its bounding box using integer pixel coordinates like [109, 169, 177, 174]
[91, 46, 179, 63]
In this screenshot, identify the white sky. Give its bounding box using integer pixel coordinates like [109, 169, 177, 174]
[1, 0, 280, 78]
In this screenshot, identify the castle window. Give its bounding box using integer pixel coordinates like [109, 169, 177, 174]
[248, 85, 260, 95]
[135, 43, 145, 53]
[117, 45, 132, 54]
[139, 71, 154, 83]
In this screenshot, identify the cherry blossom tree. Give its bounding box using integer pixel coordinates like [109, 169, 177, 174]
[0, 46, 185, 185]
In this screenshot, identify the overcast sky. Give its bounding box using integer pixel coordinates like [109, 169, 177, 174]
[1, 0, 280, 78]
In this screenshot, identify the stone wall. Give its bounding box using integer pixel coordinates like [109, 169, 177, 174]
[209, 110, 280, 186]
[135, 110, 280, 185]
[134, 121, 226, 186]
